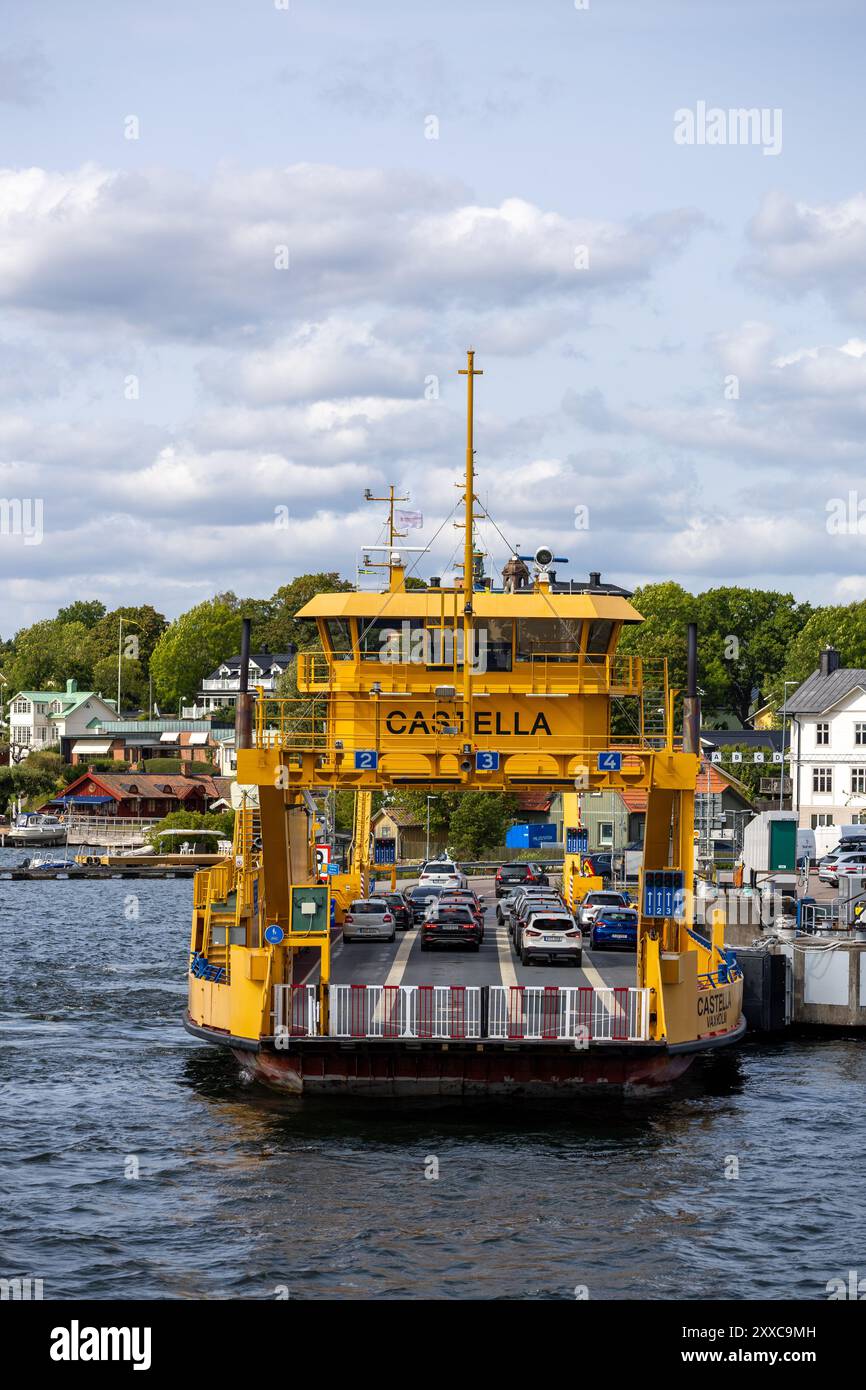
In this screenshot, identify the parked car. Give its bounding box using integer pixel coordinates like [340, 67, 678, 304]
[831, 853, 866, 886]
[512, 891, 569, 952]
[494, 862, 548, 898]
[421, 903, 482, 951]
[589, 907, 639, 951]
[342, 899, 397, 942]
[520, 910, 583, 967]
[419, 859, 467, 890]
[578, 890, 631, 927]
[438, 889, 485, 940]
[582, 852, 612, 881]
[373, 892, 411, 930]
[403, 884, 446, 923]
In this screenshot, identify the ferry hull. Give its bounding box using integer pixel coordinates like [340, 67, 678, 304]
[216, 1022, 745, 1099]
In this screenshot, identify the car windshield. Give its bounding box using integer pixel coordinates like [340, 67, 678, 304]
[588, 894, 625, 905]
[409, 885, 442, 899]
[350, 902, 385, 914]
[531, 917, 571, 931]
[600, 911, 636, 924]
[500, 865, 529, 878]
[424, 862, 456, 873]
[435, 908, 472, 922]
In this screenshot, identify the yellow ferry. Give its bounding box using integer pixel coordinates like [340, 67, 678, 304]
[185, 351, 745, 1097]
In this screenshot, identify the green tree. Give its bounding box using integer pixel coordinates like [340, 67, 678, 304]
[149, 600, 242, 708]
[5, 620, 94, 692]
[618, 582, 698, 692]
[255, 573, 354, 652]
[56, 600, 106, 629]
[448, 792, 518, 859]
[773, 601, 866, 701]
[92, 654, 148, 711]
[696, 588, 812, 726]
[87, 605, 168, 669]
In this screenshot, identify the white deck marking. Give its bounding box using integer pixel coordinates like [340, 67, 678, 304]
[383, 927, 418, 988]
[495, 925, 519, 987]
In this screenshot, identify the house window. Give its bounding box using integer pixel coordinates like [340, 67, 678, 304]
[853, 768, 866, 795]
[12, 698, 29, 714]
[811, 813, 834, 827]
[598, 821, 614, 845]
[812, 766, 833, 794]
[816, 722, 829, 746]
[856, 723, 866, 746]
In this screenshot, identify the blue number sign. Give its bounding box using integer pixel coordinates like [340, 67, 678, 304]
[475, 751, 500, 771]
[354, 749, 379, 770]
[597, 751, 622, 772]
[264, 924, 284, 945]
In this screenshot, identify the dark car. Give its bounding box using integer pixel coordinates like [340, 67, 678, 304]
[403, 883, 446, 923]
[421, 903, 482, 951]
[494, 862, 548, 898]
[438, 889, 485, 940]
[582, 852, 612, 881]
[590, 908, 639, 952]
[373, 892, 411, 930]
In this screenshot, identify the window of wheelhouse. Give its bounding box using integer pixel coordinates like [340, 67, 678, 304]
[585, 620, 614, 660]
[515, 618, 581, 663]
[323, 618, 354, 661]
[475, 618, 513, 671]
[358, 617, 424, 661]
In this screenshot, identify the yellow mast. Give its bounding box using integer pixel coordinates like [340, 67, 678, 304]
[458, 349, 482, 745]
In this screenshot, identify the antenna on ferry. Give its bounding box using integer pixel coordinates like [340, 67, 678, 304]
[362, 484, 410, 589]
[457, 348, 483, 744]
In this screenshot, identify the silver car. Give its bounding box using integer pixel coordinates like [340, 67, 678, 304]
[521, 910, 583, 967]
[418, 859, 468, 890]
[578, 891, 630, 927]
[342, 899, 397, 942]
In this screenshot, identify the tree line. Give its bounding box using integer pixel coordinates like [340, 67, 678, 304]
[1, 577, 860, 726]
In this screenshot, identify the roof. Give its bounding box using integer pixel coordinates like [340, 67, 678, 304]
[373, 806, 422, 828]
[701, 729, 783, 751]
[784, 668, 866, 715]
[9, 689, 110, 716]
[206, 652, 294, 675]
[46, 772, 223, 803]
[296, 591, 643, 623]
[618, 761, 753, 813]
[94, 719, 232, 734]
[515, 790, 555, 812]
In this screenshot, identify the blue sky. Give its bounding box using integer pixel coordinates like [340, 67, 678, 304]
[1, 0, 865, 630]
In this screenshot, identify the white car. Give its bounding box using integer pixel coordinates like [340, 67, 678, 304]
[578, 891, 631, 927]
[521, 910, 583, 967]
[418, 859, 467, 890]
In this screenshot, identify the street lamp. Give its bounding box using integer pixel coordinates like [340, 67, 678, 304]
[117, 615, 144, 716]
[779, 680, 798, 811]
[426, 795, 435, 861]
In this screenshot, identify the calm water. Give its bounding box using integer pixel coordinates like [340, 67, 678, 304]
[2, 858, 864, 1301]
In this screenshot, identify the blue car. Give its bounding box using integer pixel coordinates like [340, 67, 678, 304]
[590, 908, 638, 951]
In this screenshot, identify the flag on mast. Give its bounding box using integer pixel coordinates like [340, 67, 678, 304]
[397, 509, 423, 529]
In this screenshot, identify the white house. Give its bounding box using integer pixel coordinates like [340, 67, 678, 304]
[182, 650, 295, 717]
[7, 680, 119, 763]
[786, 647, 866, 830]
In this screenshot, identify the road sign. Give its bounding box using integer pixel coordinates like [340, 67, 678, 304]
[597, 751, 622, 772]
[327, 861, 340, 875]
[315, 843, 331, 881]
[566, 826, 588, 855]
[264, 923, 284, 945]
[475, 750, 500, 771]
[374, 837, 396, 864]
[354, 749, 379, 770]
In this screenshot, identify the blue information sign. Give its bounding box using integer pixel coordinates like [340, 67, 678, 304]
[327, 862, 340, 875]
[643, 870, 685, 919]
[597, 751, 622, 772]
[353, 749, 379, 770]
[566, 826, 589, 855]
[264, 923, 284, 945]
[475, 750, 500, 771]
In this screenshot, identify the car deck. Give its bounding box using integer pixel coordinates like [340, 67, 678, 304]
[301, 875, 637, 994]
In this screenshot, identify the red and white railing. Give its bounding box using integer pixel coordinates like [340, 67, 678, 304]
[329, 984, 481, 1039]
[273, 983, 650, 1042]
[273, 983, 318, 1038]
[488, 985, 649, 1042]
